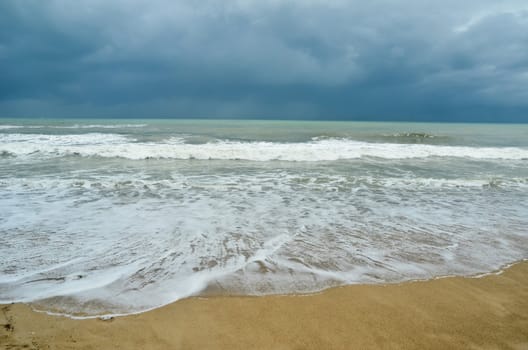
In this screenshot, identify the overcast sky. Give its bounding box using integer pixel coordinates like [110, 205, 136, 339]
[1, 0, 528, 121]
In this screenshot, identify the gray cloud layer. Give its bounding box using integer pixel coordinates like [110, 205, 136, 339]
[1, 0, 528, 121]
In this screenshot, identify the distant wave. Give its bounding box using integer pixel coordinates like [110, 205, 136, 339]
[382, 132, 438, 138]
[2, 133, 527, 160]
[314, 132, 450, 143]
[0, 124, 146, 129]
[1, 133, 527, 161]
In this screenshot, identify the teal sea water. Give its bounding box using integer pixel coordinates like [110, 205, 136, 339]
[1, 119, 527, 317]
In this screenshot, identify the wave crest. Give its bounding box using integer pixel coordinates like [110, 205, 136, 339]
[1, 134, 527, 161]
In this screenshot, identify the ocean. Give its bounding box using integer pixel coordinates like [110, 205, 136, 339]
[1, 119, 527, 317]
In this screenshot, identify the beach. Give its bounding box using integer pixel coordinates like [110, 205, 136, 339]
[2, 120, 528, 317]
[1, 119, 528, 348]
[2, 261, 527, 349]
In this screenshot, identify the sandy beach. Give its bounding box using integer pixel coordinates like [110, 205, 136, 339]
[1, 261, 527, 349]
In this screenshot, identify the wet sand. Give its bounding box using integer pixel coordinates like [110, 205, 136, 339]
[2, 261, 528, 350]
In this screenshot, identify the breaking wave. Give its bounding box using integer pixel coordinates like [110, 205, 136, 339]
[0, 124, 147, 130]
[1, 133, 527, 161]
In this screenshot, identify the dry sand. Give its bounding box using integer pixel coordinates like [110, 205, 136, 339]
[2, 261, 528, 350]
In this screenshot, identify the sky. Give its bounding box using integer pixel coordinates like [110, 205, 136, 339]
[1, 0, 528, 122]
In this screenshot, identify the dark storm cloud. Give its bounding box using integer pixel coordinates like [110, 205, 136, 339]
[1, 0, 528, 121]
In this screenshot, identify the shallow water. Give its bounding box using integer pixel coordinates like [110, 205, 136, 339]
[1, 119, 527, 316]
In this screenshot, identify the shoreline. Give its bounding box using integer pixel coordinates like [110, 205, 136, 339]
[23, 259, 527, 320]
[2, 261, 528, 349]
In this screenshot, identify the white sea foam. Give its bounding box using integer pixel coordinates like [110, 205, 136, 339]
[1, 168, 527, 317]
[0, 132, 131, 144]
[1, 124, 527, 317]
[1, 133, 527, 160]
[42, 124, 146, 129]
[0, 124, 147, 129]
[0, 174, 527, 192]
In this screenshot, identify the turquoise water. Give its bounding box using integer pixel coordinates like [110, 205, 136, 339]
[1, 119, 527, 316]
[2, 118, 528, 146]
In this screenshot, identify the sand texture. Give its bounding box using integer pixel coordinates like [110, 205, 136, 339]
[2, 261, 528, 350]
